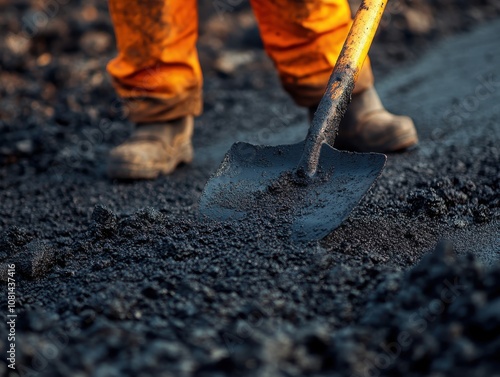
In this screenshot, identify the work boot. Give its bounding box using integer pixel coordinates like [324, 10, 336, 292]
[309, 87, 418, 153]
[107, 116, 194, 179]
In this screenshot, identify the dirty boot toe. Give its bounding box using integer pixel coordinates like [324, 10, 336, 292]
[107, 116, 194, 180]
[337, 110, 418, 153]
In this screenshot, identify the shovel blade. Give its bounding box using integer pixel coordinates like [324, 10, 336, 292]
[199, 141, 386, 242]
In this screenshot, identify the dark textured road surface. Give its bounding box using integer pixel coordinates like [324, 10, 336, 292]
[0, 3, 499, 376]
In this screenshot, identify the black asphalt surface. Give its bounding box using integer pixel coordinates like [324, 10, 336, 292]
[0, 2, 499, 376]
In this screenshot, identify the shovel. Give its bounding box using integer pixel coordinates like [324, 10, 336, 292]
[200, 0, 389, 242]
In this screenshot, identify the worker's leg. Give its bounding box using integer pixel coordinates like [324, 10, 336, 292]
[251, 0, 417, 152]
[249, 0, 373, 107]
[107, 0, 202, 123]
[106, 0, 199, 179]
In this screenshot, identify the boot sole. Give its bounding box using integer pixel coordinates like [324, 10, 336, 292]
[335, 131, 419, 153]
[107, 143, 193, 180]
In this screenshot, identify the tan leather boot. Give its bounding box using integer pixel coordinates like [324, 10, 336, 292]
[309, 87, 418, 153]
[107, 116, 194, 179]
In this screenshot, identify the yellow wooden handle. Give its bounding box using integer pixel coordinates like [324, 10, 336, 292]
[336, 0, 388, 84]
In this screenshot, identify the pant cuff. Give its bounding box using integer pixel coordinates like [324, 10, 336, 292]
[113, 82, 203, 124]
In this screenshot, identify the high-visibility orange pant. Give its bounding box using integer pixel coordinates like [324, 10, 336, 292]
[107, 0, 374, 124]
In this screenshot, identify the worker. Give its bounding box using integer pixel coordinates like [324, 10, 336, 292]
[106, 0, 418, 180]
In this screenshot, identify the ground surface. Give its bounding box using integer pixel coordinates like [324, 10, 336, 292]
[0, 1, 499, 376]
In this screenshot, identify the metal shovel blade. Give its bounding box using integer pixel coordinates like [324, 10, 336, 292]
[199, 141, 386, 242]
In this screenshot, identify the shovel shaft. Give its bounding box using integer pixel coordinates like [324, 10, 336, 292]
[296, 0, 388, 178]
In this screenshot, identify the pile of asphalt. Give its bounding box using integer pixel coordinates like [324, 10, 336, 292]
[1, 237, 499, 376]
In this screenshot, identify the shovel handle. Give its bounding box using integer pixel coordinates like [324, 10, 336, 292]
[296, 0, 388, 178]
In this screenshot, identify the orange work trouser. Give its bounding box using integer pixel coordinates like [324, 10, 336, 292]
[107, 0, 374, 124]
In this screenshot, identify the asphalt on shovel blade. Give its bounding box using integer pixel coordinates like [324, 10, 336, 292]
[199, 141, 386, 242]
